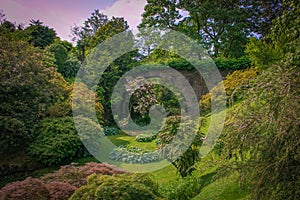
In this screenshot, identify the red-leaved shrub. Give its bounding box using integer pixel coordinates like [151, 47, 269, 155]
[0, 162, 127, 200]
[41, 162, 127, 187]
[46, 181, 77, 200]
[0, 177, 50, 200]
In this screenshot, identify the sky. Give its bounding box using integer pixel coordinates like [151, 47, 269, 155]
[0, 0, 147, 41]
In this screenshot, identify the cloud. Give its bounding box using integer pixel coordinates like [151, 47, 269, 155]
[101, 0, 146, 30]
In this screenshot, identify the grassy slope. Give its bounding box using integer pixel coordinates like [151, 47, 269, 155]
[192, 174, 250, 200]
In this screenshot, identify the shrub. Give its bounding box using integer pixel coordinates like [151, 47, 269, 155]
[45, 181, 77, 200]
[158, 116, 203, 177]
[103, 126, 120, 136]
[29, 117, 84, 166]
[69, 173, 163, 200]
[213, 56, 251, 70]
[160, 175, 203, 200]
[135, 131, 157, 142]
[109, 146, 161, 164]
[200, 67, 258, 113]
[41, 162, 127, 188]
[0, 177, 50, 200]
[47, 101, 72, 117]
[29, 116, 103, 166]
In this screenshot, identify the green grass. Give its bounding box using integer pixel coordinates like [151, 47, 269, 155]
[107, 133, 158, 150]
[149, 164, 179, 184]
[192, 173, 250, 200]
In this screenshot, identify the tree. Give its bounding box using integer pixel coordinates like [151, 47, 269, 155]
[178, 0, 249, 58]
[138, 0, 180, 29]
[222, 1, 300, 199]
[243, 0, 285, 37]
[46, 41, 68, 70]
[24, 19, 56, 48]
[71, 10, 109, 62]
[0, 33, 69, 155]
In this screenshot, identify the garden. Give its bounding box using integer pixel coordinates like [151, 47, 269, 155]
[0, 1, 299, 199]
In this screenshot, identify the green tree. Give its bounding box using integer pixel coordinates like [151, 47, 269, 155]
[139, 0, 180, 29]
[24, 19, 56, 48]
[222, 1, 300, 199]
[46, 41, 68, 70]
[178, 0, 249, 58]
[71, 10, 108, 62]
[0, 33, 69, 155]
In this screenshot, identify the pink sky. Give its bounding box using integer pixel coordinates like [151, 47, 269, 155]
[0, 0, 146, 41]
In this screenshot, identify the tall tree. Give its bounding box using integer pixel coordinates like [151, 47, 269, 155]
[0, 33, 69, 155]
[223, 1, 300, 199]
[71, 10, 109, 62]
[24, 19, 56, 48]
[138, 0, 180, 29]
[178, 0, 249, 57]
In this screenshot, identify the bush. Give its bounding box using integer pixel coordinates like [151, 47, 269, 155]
[109, 146, 161, 164]
[214, 56, 251, 70]
[160, 175, 203, 200]
[163, 56, 251, 71]
[41, 162, 127, 188]
[29, 116, 103, 166]
[0, 177, 50, 200]
[46, 181, 77, 200]
[200, 67, 258, 113]
[47, 101, 72, 117]
[103, 126, 120, 136]
[69, 173, 163, 200]
[135, 131, 157, 142]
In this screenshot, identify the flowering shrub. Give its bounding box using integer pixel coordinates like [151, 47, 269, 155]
[0, 177, 50, 200]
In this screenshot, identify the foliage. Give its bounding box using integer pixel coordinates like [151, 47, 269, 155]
[160, 174, 203, 200]
[138, 0, 180, 29]
[41, 162, 127, 188]
[103, 126, 120, 136]
[0, 162, 127, 199]
[71, 10, 108, 62]
[46, 181, 77, 200]
[245, 37, 282, 69]
[29, 116, 103, 166]
[158, 116, 203, 177]
[177, 0, 249, 57]
[24, 19, 56, 48]
[222, 64, 300, 200]
[135, 131, 157, 142]
[0, 177, 50, 200]
[69, 173, 163, 200]
[71, 82, 103, 121]
[200, 67, 258, 113]
[47, 101, 72, 117]
[109, 146, 161, 164]
[46, 42, 68, 70]
[213, 56, 251, 70]
[0, 34, 69, 155]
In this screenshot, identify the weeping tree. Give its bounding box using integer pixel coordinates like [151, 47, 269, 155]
[222, 1, 300, 199]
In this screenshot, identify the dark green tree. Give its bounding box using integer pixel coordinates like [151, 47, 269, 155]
[138, 0, 180, 29]
[222, 1, 300, 199]
[24, 19, 56, 48]
[0, 33, 69, 155]
[71, 10, 109, 62]
[178, 0, 249, 58]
